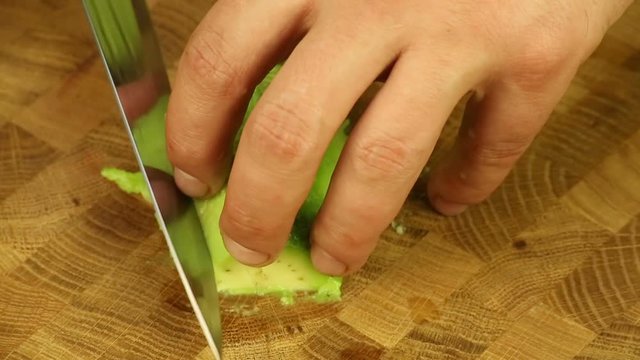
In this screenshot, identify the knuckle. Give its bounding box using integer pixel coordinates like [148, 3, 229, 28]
[508, 33, 572, 91]
[352, 133, 417, 181]
[469, 137, 531, 169]
[248, 100, 318, 165]
[222, 201, 272, 240]
[166, 129, 209, 167]
[321, 221, 372, 252]
[182, 28, 244, 97]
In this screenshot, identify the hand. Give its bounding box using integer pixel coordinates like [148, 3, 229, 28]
[165, 0, 632, 275]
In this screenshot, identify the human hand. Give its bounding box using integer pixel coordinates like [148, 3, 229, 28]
[165, 0, 632, 275]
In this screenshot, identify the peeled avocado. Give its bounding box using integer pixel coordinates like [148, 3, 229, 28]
[104, 65, 348, 304]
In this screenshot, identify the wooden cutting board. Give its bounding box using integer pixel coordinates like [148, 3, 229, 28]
[2, 1, 640, 359]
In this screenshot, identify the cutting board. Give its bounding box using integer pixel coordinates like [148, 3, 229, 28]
[2, 1, 640, 359]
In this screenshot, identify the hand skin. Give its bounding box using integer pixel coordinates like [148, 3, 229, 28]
[165, 0, 634, 276]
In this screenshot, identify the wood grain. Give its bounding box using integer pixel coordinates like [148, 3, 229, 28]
[337, 234, 484, 348]
[2, 0, 640, 359]
[478, 304, 597, 360]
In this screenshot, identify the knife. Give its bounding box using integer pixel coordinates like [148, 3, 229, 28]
[81, 1, 223, 358]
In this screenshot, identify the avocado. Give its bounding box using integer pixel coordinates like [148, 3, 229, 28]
[103, 65, 348, 304]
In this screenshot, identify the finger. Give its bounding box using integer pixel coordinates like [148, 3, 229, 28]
[427, 79, 567, 216]
[166, 0, 314, 198]
[117, 72, 163, 122]
[310, 52, 483, 275]
[219, 22, 402, 266]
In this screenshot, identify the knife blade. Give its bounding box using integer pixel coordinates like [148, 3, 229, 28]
[81, 1, 223, 358]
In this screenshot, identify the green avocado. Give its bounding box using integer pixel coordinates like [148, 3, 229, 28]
[103, 65, 348, 304]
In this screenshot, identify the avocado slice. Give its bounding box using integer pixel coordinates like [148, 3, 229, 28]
[103, 65, 348, 304]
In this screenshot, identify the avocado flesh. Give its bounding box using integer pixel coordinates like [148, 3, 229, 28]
[103, 65, 347, 304]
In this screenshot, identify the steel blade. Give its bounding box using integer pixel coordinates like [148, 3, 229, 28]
[82, 1, 222, 358]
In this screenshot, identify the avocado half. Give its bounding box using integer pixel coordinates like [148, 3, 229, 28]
[103, 65, 348, 305]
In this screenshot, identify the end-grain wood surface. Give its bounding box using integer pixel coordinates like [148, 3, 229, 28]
[1, 1, 640, 359]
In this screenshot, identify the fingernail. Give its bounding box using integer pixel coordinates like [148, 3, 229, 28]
[174, 168, 209, 197]
[431, 196, 468, 216]
[312, 247, 347, 276]
[222, 233, 270, 266]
